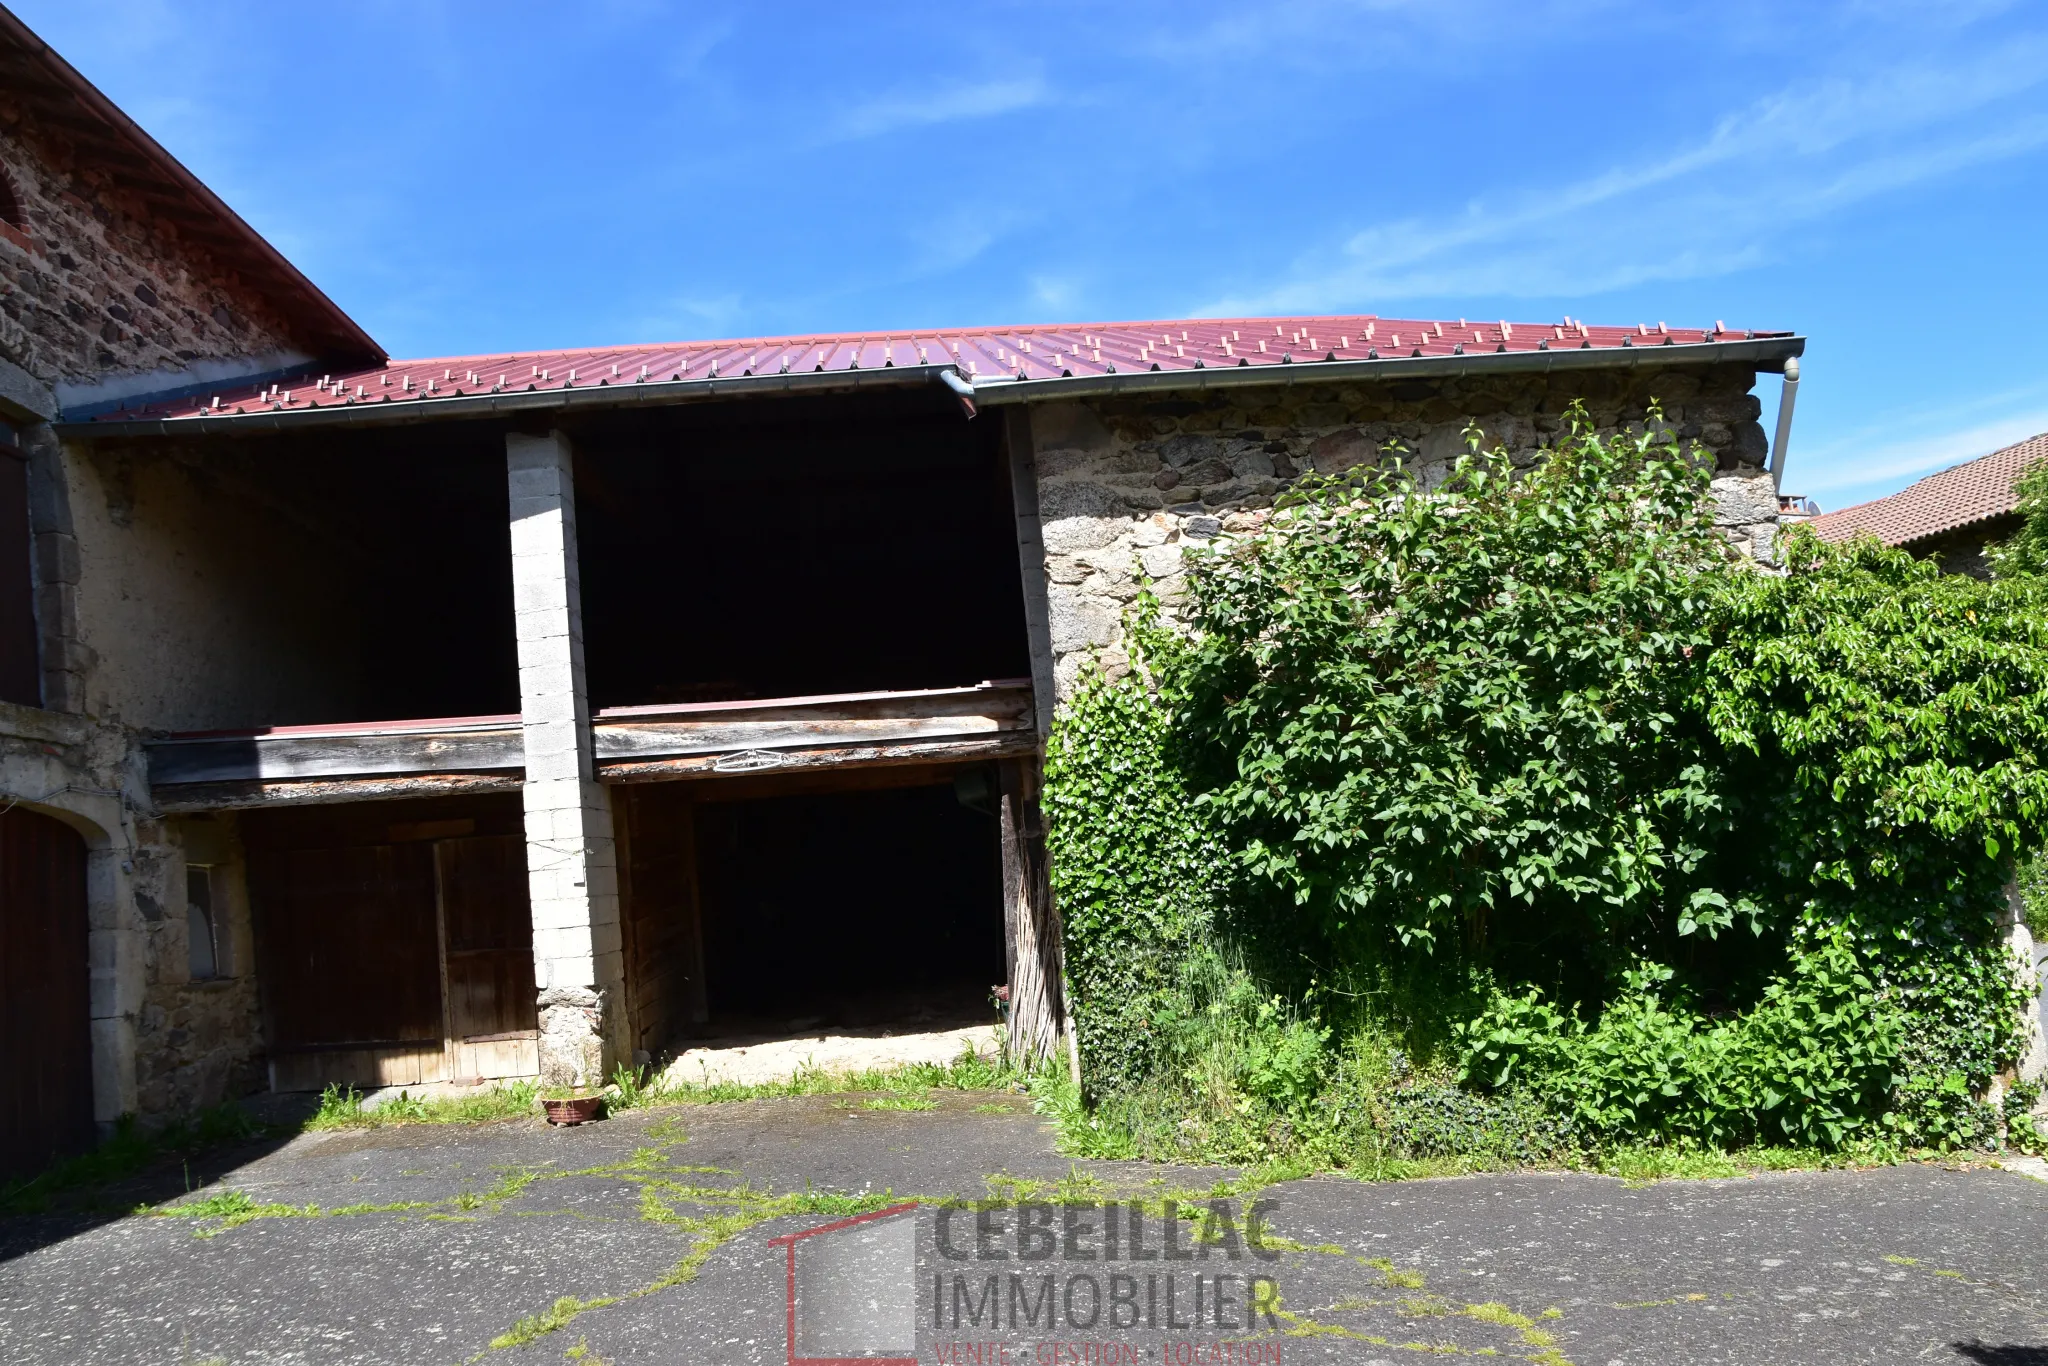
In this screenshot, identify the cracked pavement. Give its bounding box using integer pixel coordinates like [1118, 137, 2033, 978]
[0, 1091, 2044, 1365]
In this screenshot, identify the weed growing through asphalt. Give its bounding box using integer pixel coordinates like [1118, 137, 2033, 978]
[0, 1102, 273, 1214]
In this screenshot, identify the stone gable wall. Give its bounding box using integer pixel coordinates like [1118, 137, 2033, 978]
[1031, 363, 1779, 698]
[0, 109, 302, 391]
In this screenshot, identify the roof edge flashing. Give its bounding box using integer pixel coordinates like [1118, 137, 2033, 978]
[57, 363, 964, 439]
[973, 337, 1806, 407]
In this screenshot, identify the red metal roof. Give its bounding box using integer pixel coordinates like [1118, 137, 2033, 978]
[1809, 431, 2048, 548]
[90, 313, 1789, 424]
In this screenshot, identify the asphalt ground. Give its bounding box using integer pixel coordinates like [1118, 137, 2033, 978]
[0, 1091, 2043, 1366]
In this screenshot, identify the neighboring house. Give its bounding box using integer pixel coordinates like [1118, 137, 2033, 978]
[1809, 432, 2048, 574]
[0, 8, 1803, 1174]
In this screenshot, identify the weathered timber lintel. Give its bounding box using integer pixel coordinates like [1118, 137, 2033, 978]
[152, 771, 523, 813]
[592, 681, 1033, 764]
[598, 732, 1038, 785]
[145, 719, 524, 787]
[146, 682, 1041, 807]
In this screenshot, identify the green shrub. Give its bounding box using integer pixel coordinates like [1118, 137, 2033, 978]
[1045, 403, 2048, 1161]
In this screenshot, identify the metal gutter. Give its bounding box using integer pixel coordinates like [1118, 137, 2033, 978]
[58, 364, 964, 439]
[968, 336, 1806, 407]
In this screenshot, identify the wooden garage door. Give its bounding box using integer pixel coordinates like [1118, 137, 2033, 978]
[245, 798, 539, 1091]
[251, 842, 446, 1090]
[0, 807, 93, 1180]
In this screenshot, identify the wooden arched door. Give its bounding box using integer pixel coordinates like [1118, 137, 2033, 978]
[0, 806, 93, 1178]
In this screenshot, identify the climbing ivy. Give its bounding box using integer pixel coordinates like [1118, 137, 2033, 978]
[1043, 635, 1225, 1100]
[1046, 407, 2048, 1155]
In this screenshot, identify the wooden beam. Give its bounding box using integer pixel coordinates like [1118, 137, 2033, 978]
[147, 720, 524, 787]
[998, 756, 1070, 1072]
[153, 771, 522, 813]
[1002, 408, 1058, 741]
[593, 682, 1033, 764]
[599, 732, 1036, 784]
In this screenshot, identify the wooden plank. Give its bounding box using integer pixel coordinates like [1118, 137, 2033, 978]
[247, 843, 444, 1055]
[600, 732, 1038, 784]
[618, 784, 709, 1060]
[148, 723, 525, 787]
[997, 758, 1069, 1072]
[156, 772, 522, 813]
[436, 835, 539, 1081]
[1003, 408, 1058, 741]
[269, 1043, 449, 1093]
[593, 684, 1033, 763]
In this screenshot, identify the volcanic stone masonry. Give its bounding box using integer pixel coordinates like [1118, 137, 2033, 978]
[1030, 363, 1781, 699]
[0, 117, 300, 390]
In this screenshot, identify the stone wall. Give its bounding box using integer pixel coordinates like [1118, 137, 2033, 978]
[132, 814, 265, 1115]
[59, 438, 373, 731]
[1029, 363, 1780, 698]
[0, 698, 148, 1121]
[0, 110, 304, 396]
[0, 703, 266, 1121]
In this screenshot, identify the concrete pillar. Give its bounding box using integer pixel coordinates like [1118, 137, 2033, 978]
[507, 430, 625, 1087]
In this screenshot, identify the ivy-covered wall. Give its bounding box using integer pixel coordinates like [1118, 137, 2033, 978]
[1028, 363, 1778, 703]
[1041, 409, 2048, 1162]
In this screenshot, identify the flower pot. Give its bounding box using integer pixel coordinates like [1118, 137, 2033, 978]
[542, 1095, 604, 1126]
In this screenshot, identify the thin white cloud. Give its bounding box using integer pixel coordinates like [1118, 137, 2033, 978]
[834, 76, 1047, 142]
[1196, 36, 2048, 313]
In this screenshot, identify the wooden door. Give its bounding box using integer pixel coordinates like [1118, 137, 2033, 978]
[0, 807, 93, 1178]
[435, 835, 538, 1080]
[251, 842, 447, 1090]
[618, 783, 708, 1059]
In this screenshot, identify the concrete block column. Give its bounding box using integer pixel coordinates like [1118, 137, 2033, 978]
[507, 430, 625, 1087]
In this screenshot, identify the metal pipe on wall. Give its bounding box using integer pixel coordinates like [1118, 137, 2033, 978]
[1769, 357, 1800, 493]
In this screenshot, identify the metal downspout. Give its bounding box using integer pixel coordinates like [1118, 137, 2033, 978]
[1769, 357, 1800, 493]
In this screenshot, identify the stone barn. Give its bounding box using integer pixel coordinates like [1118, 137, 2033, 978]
[0, 10, 1802, 1167]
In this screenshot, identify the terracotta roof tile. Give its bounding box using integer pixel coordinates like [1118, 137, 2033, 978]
[1809, 432, 2048, 548]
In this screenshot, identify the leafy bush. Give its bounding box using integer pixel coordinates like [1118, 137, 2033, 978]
[1046, 404, 2048, 1160]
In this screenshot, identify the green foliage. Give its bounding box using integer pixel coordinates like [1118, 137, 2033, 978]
[1152, 405, 1729, 977]
[0, 1101, 273, 1214]
[1044, 649, 1227, 1098]
[1045, 404, 2048, 1162]
[2020, 851, 2048, 943]
[307, 1081, 540, 1130]
[1990, 452, 2048, 577]
[1459, 931, 1900, 1147]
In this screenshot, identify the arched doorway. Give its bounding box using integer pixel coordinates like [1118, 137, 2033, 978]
[0, 806, 94, 1178]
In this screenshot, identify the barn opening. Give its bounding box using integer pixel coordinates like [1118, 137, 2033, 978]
[242, 793, 537, 1091]
[618, 765, 1007, 1062]
[571, 389, 1031, 710]
[85, 422, 518, 733]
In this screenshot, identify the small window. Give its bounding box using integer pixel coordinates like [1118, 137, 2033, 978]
[187, 865, 226, 979]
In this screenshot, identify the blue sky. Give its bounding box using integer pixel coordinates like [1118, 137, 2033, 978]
[17, 0, 2048, 511]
